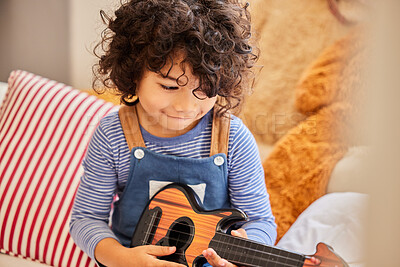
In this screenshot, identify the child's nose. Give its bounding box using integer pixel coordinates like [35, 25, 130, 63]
[173, 89, 197, 113]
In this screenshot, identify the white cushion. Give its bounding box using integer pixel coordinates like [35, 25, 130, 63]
[277, 192, 368, 267]
[327, 146, 370, 193]
[0, 70, 117, 267]
[0, 82, 7, 107]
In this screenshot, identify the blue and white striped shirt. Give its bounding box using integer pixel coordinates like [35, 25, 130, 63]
[70, 109, 277, 260]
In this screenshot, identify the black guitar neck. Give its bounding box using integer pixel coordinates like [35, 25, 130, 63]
[210, 232, 304, 267]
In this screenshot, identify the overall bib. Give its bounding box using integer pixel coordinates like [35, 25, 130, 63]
[112, 105, 232, 247]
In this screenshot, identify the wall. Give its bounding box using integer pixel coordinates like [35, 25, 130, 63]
[0, 0, 118, 89]
[364, 0, 400, 265]
[69, 0, 119, 89]
[0, 0, 70, 85]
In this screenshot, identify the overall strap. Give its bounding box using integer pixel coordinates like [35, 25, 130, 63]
[210, 109, 231, 156]
[119, 105, 230, 155]
[118, 105, 146, 151]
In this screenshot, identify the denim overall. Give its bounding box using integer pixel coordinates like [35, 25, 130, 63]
[113, 105, 231, 247]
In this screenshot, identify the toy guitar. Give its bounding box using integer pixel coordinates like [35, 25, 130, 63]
[131, 183, 348, 267]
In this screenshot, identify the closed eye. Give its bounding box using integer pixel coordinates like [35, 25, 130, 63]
[160, 84, 179, 90]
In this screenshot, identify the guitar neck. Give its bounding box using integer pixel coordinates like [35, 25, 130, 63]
[209, 232, 305, 267]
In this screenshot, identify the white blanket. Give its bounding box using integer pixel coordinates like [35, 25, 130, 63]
[277, 192, 368, 267]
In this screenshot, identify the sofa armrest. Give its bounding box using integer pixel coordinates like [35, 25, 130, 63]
[0, 253, 49, 267]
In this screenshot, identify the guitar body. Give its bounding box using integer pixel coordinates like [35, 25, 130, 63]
[131, 183, 349, 267]
[131, 183, 247, 266]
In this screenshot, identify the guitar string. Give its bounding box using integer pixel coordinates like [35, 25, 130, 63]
[141, 226, 305, 266]
[142, 236, 305, 267]
[140, 214, 305, 265]
[159, 250, 271, 267]
[143, 236, 306, 267]
[140, 213, 337, 265]
[142, 214, 305, 264]
[159, 250, 300, 267]
[142, 239, 305, 267]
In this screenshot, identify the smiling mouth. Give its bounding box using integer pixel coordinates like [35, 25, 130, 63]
[167, 115, 194, 120]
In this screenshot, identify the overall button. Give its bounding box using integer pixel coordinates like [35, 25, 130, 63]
[134, 148, 145, 159]
[214, 156, 224, 166]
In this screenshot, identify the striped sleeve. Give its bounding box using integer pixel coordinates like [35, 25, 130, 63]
[227, 118, 277, 245]
[69, 120, 119, 260]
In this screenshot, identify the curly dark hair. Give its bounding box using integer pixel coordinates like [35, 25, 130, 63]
[93, 0, 258, 115]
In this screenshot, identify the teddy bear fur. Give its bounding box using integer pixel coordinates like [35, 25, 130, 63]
[241, 0, 363, 146]
[263, 29, 366, 242]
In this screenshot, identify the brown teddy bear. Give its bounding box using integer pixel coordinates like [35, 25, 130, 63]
[242, 0, 366, 147]
[263, 29, 366, 242]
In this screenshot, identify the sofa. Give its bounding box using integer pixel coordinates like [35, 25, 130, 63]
[0, 71, 367, 267]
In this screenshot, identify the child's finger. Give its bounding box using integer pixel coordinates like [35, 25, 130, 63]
[155, 259, 187, 267]
[231, 228, 247, 238]
[145, 245, 177, 256]
[310, 256, 321, 265]
[219, 259, 237, 267]
[202, 248, 222, 266]
[202, 248, 237, 267]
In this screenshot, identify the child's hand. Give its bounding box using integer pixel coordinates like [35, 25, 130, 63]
[122, 245, 186, 267]
[95, 238, 185, 267]
[202, 228, 248, 267]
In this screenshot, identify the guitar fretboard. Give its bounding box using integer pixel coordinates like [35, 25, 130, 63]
[209, 232, 305, 267]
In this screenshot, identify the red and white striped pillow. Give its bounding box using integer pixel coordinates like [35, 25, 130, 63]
[0, 70, 117, 267]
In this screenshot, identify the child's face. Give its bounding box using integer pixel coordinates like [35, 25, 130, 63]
[135, 54, 217, 138]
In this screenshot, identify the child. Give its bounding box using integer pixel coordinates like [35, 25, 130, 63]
[70, 0, 277, 266]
